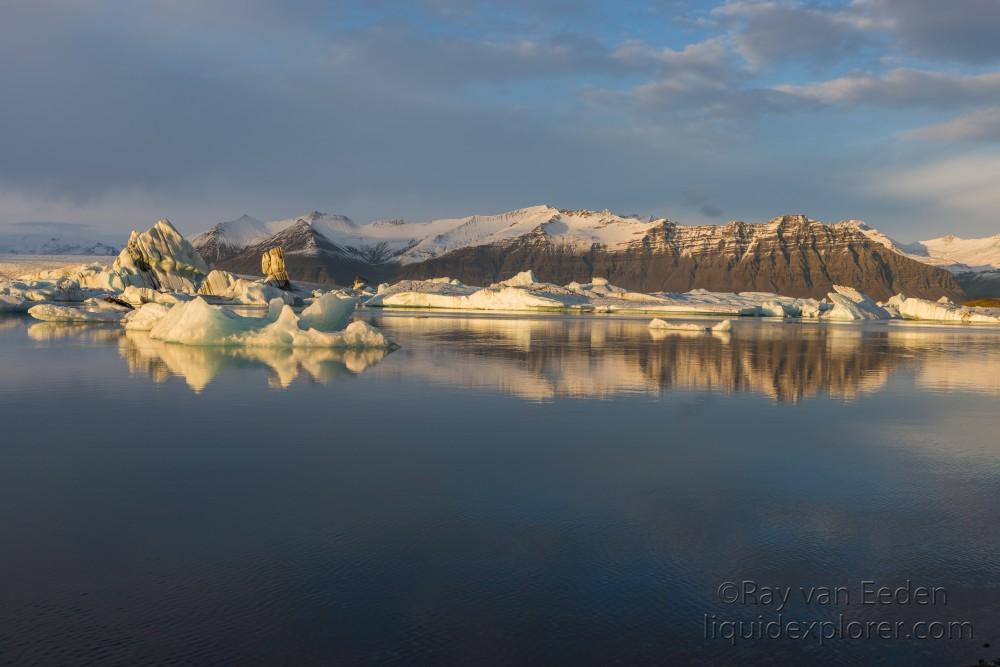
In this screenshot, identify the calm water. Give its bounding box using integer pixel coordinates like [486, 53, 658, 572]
[0, 311, 998, 666]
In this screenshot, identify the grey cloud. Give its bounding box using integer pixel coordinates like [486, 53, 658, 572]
[859, 0, 1000, 64]
[712, 1, 873, 68]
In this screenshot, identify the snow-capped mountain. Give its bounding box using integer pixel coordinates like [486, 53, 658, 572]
[842, 221, 1000, 273]
[0, 221, 121, 255]
[843, 221, 1000, 298]
[195, 207, 967, 300]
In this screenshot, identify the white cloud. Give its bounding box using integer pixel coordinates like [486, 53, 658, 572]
[875, 153, 1000, 215]
[776, 69, 1000, 108]
[903, 108, 1000, 142]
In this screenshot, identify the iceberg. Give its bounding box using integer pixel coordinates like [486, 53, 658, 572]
[112, 219, 208, 293]
[649, 318, 732, 333]
[820, 285, 891, 321]
[887, 294, 1000, 324]
[367, 278, 765, 315]
[122, 302, 173, 331]
[197, 269, 295, 305]
[120, 285, 193, 306]
[28, 297, 129, 323]
[142, 296, 392, 348]
[299, 292, 359, 332]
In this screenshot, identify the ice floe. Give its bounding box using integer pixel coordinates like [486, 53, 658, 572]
[27, 297, 131, 323]
[887, 294, 1000, 324]
[112, 219, 208, 293]
[649, 318, 732, 333]
[820, 285, 892, 321]
[197, 269, 296, 305]
[139, 297, 393, 348]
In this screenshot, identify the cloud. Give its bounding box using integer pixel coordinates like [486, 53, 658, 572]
[776, 69, 1000, 108]
[903, 108, 1000, 142]
[712, 0, 872, 68]
[857, 0, 1000, 64]
[875, 153, 1000, 215]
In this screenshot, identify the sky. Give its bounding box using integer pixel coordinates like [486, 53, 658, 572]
[1, 0, 999, 240]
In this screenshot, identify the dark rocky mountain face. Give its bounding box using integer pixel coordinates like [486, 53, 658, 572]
[217, 221, 398, 285]
[399, 216, 964, 301]
[191, 233, 240, 266]
[209, 214, 964, 300]
[955, 270, 1000, 299]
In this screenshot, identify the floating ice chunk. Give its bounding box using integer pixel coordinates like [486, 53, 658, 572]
[28, 301, 125, 323]
[886, 294, 1000, 324]
[122, 302, 173, 331]
[649, 317, 731, 333]
[794, 298, 823, 318]
[0, 293, 29, 312]
[759, 300, 788, 318]
[197, 269, 294, 305]
[146, 297, 393, 348]
[120, 285, 193, 306]
[298, 292, 358, 332]
[498, 270, 537, 287]
[112, 219, 208, 293]
[821, 285, 891, 321]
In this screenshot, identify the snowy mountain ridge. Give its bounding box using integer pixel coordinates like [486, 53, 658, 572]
[195, 207, 999, 274]
[840, 220, 1000, 273]
[0, 221, 121, 256]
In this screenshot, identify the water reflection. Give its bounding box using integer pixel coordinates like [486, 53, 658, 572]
[368, 314, 1000, 403]
[118, 331, 390, 391]
[27, 321, 122, 343]
[6, 312, 1000, 401]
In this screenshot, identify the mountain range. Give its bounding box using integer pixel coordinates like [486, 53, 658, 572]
[0, 221, 120, 255]
[3, 209, 995, 300]
[192, 206, 996, 300]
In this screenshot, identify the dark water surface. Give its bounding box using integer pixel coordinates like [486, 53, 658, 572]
[0, 311, 998, 666]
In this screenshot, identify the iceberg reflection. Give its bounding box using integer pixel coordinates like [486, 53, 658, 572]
[118, 331, 390, 391]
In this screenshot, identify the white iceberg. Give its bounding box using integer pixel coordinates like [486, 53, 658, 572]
[28, 297, 129, 323]
[820, 285, 891, 321]
[298, 292, 359, 332]
[122, 302, 173, 331]
[887, 294, 1000, 324]
[649, 318, 732, 333]
[142, 296, 392, 348]
[120, 285, 193, 306]
[112, 219, 208, 293]
[197, 269, 295, 305]
[367, 278, 765, 315]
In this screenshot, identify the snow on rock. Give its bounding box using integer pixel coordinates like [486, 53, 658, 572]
[886, 294, 1000, 324]
[197, 269, 295, 305]
[820, 285, 891, 321]
[112, 219, 208, 293]
[145, 297, 393, 348]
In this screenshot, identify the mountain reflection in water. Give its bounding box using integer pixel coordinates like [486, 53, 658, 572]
[10, 313, 1000, 401]
[365, 313, 1000, 403]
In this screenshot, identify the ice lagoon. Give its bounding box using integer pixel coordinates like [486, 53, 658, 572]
[1, 310, 999, 665]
